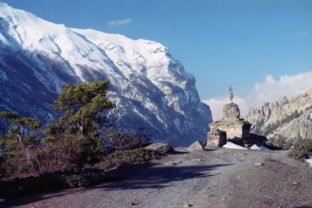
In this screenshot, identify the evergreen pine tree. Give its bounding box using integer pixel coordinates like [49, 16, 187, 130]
[46, 80, 115, 166]
[0, 111, 40, 160]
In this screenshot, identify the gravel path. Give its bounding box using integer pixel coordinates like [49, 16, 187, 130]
[5, 148, 312, 208]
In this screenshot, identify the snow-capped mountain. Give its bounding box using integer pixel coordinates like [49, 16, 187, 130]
[0, 2, 212, 146]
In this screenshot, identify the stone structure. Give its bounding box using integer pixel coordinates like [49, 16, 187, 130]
[206, 129, 227, 147]
[206, 87, 266, 148]
[222, 103, 240, 120]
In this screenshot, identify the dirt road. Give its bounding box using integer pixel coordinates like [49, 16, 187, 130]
[6, 148, 312, 208]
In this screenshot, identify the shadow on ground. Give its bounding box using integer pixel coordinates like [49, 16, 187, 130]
[5, 162, 230, 207]
[100, 162, 231, 190]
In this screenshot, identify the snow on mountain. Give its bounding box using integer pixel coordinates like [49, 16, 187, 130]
[0, 2, 212, 146]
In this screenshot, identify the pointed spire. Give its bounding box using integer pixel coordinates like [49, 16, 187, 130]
[228, 85, 233, 102]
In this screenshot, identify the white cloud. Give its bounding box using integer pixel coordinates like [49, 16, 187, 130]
[204, 71, 312, 120]
[247, 72, 312, 109]
[107, 18, 132, 27]
[203, 96, 249, 121]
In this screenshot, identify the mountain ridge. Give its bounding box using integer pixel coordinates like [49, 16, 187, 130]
[0, 2, 212, 146]
[246, 88, 312, 145]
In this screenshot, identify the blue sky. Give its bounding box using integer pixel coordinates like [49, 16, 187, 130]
[2, 0, 312, 100]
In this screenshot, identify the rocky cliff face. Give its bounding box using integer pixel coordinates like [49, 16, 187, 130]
[0, 2, 212, 146]
[246, 89, 312, 144]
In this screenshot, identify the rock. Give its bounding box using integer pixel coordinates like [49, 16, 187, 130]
[187, 141, 204, 151]
[254, 162, 263, 166]
[144, 143, 172, 154]
[223, 142, 247, 150]
[292, 181, 298, 185]
[206, 129, 227, 148]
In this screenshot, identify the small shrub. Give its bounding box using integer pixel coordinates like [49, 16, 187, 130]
[0, 148, 156, 199]
[0, 132, 105, 180]
[94, 148, 156, 171]
[108, 128, 151, 150]
[0, 143, 44, 180]
[0, 157, 5, 178]
[266, 134, 292, 150]
[35, 133, 104, 174]
[288, 139, 312, 160]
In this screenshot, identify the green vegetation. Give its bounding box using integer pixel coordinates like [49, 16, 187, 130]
[0, 112, 41, 177]
[108, 128, 151, 150]
[50, 80, 114, 136]
[288, 139, 312, 160]
[0, 147, 156, 199]
[44, 80, 115, 171]
[0, 80, 153, 190]
[0, 111, 40, 158]
[266, 134, 293, 150]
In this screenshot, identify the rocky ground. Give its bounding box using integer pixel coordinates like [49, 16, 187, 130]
[4, 148, 312, 208]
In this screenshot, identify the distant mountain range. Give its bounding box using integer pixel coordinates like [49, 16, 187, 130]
[0, 2, 212, 146]
[246, 89, 312, 145]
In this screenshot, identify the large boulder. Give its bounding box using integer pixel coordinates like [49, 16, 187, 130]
[187, 141, 204, 152]
[144, 143, 173, 154]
